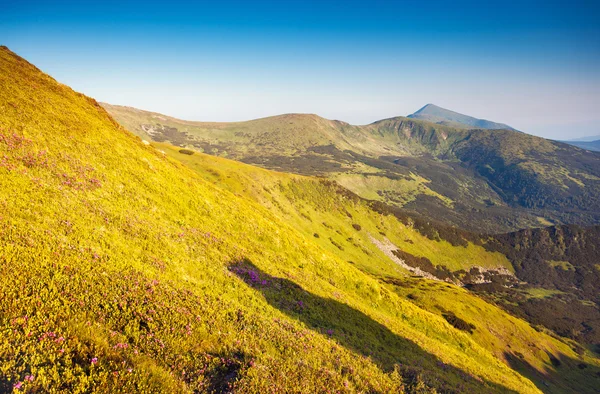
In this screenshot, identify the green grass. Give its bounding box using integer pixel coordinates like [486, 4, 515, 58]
[104, 101, 600, 234]
[1, 46, 599, 393]
[547, 261, 575, 271]
[154, 142, 512, 275]
[334, 173, 453, 208]
[523, 288, 566, 299]
[387, 278, 600, 394]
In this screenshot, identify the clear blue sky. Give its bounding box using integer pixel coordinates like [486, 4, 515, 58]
[2, 0, 600, 139]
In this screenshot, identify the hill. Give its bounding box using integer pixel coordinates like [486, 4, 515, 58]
[407, 104, 517, 131]
[103, 104, 600, 233]
[159, 138, 600, 348]
[2, 46, 600, 393]
[561, 139, 600, 152]
[567, 135, 600, 142]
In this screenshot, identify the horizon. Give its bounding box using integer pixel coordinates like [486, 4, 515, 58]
[2, 0, 600, 139]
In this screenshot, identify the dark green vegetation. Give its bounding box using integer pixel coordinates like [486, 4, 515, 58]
[103, 103, 600, 233]
[408, 103, 517, 131]
[480, 225, 600, 346]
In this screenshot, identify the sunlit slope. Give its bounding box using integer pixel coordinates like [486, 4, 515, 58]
[105, 104, 600, 233]
[153, 141, 600, 393]
[0, 46, 593, 393]
[101, 104, 378, 158]
[152, 141, 512, 276]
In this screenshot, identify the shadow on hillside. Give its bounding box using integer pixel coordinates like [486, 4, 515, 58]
[229, 259, 519, 394]
[504, 350, 600, 394]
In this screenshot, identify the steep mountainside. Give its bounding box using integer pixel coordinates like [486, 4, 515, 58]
[104, 104, 600, 233]
[407, 104, 517, 130]
[479, 225, 600, 346]
[152, 140, 600, 394]
[2, 46, 600, 393]
[160, 140, 600, 353]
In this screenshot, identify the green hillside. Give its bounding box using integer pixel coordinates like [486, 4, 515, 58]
[156, 140, 600, 359]
[103, 103, 600, 233]
[2, 46, 599, 393]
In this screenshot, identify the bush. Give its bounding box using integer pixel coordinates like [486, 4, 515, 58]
[352, 224, 361, 231]
[178, 149, 195, 155]
[442, 311, 476, 334]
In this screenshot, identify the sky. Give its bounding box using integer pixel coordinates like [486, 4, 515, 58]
[1, 0, 600, 139]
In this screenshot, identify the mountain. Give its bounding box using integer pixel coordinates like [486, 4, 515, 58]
[561, 139, 600, 152]
[481, 224, 600, 346]
[3, 46, 600, 393]
[159, 137, 600, 349]
[103, 104, 600, 234]
[568, 135, 600, 142]
[407, 104, 517, 131]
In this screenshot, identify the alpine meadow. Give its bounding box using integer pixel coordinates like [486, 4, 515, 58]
[2, 1, 600, 393]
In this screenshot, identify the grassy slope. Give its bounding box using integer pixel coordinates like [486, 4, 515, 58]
[101, 104, 368, 157]
[154, 142, 600, 393]
[102, 104, 517, 232]
[1, 47, 597, 393]
[104, 104, 600, 233]
[153, 142, 510, 275]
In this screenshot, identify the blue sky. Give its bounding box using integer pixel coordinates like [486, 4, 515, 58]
[2, 0, 600, 139]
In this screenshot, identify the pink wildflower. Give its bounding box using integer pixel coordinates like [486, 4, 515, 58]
[13, 382, 22, 390]
[25, 375, 34, 382]
[91, 357, 98, 365]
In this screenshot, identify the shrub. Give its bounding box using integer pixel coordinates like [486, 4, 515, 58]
[178, 149, 194, 155]
[442, 311, 476, 334]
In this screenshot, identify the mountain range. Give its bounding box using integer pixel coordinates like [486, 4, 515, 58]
[103, 102, 600, 233]
[2, 46, 600, 393]
[561, 139, 600, 152]
[567, 135, 600, 142]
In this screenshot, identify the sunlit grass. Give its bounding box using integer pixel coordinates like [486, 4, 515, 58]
[1, 46, 597, 393]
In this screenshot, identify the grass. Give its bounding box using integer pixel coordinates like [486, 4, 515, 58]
[1, 46, 599, 393]
[387, 278, 600, 394]
[154, 142, 511, 275]
[334, 173, 453, 208]
[546, 261, 574, 271]
[523, 288, 566, 299]
[104, 100, 600, 234]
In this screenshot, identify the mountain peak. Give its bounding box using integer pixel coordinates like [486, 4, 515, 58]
[415, 103, 441, 113]
[408, 104, 516, 131]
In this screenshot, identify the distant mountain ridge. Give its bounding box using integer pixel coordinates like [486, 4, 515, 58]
[561, 139, 600, 152]
[408, 104, 517, 131]
[103, 103, 600, 233]
[568, 135, 600, 142]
